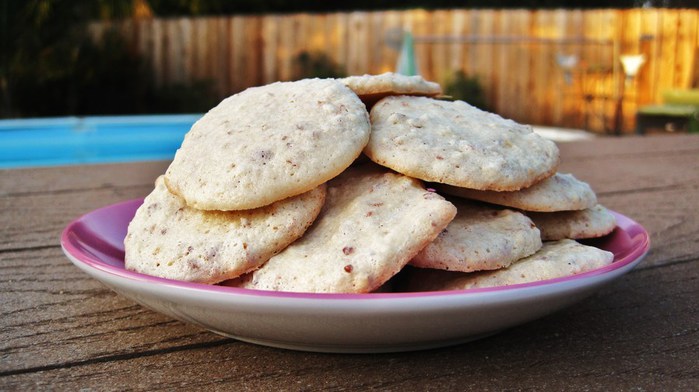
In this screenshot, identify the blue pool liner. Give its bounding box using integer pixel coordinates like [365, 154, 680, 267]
[0, 114, 202, 169]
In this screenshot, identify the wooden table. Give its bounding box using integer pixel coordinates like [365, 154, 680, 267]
[2, 134, 698, 390]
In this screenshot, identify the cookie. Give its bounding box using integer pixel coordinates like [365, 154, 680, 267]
[410, 200, 542, 273]
[528, 204, 617, 241]
[438, 173, 597, 212]
[403, 239, 614, 291]
[340, 72, 442, 108]
[365, 96, 560, 191]
[124, 176, 326, 284]
[164, 78, 370, 211]
[232, 165, 457, 293]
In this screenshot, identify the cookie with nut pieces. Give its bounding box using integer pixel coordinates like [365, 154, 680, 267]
[230, 165, 457, 293]
[364, 96, 560, 192]
[403, 239, 614, 291]
[527, 204, 617, 241]
[124, 176, 326, 284]
[410, 200, 542, 273]
[165, 78, 370, 211]
[438, 173, 597, 212]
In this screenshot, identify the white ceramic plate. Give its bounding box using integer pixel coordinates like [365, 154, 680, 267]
[61, 199, 649, 353]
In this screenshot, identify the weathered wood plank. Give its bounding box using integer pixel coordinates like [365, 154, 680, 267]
[431, 9, 450, 83]
[406, 9, 433, 80]
[558, 133, 699, 156]
[245, 16, 264, 87]
[557, 135, 699, 193]
[1, 135, 697, 390]
[277, 15, 294, 81]
[178, 17, 194, 84]
[332, 12, 349, 74]
[228, 16, 243, 92]
[559, 9, 584, 129]
[638, 9, 661, 105]
[619, 9, 642, 131]
[261, 15, 279, 84]
[657, 10, 679, 97]
[0, 249, 220, 374]
[675, 10, 698, 88]
[92, 9, 699, 133]
[191, 18, 209, 83]
[2, 259, 696, 390]
[160, 19, 172, 85]
[372, 10, 397, 75]
[151, 19, 164, 87]
[598, 185, 699, 268]
[167, 18, 185, 85]
[214, 17, 231, 97]
[346, 12, 371, 76]
[473, 9, 496, 107]
[0, 161, 170, 195]
[449, 9, 467, 76]
[0, 185, 154, 251]
[492, 9, 507, 119]
[531, 10, 558, 124]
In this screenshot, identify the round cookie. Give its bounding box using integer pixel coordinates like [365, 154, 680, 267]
[340, 72, 442, 108]
[165, 78, 370, 211]
[403, 239, 614, 291]
[527, 204, 617, 241]
[411, 200, 542, 273]
[438, 173, 597, 212]
[365, 96, 560, 191]
[124, 176, 326, 284]
[231, 165, 457, 293]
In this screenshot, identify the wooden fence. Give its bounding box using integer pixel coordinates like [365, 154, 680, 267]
[94, 8, 699, 133]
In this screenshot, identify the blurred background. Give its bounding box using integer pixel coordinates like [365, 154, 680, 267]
[1, 0, 697, 143]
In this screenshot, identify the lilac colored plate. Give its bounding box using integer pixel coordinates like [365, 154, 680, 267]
[61, 199, 650, 353]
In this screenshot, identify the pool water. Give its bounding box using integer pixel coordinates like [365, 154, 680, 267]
[0, 114, 202, 169]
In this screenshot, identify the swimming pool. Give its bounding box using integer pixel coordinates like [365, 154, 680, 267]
[0, 114, 202, 169]
[0, 115, 594, 169]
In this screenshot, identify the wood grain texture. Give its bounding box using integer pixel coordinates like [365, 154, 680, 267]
[557, 135, 699, 268]
[99, 9, 699, 133]
[0, 185, 153, 251]
[0, 161, 169, 195]
[2, 261, 696, 390]
[1, 249, 219, 374]
[1, 135, 697, 390]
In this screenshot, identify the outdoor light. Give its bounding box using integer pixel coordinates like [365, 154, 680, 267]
[620, 54, 646, 83]
[555, 53, 578, 85]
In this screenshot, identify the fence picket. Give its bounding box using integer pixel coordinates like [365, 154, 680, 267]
[102, 9, 698, 133]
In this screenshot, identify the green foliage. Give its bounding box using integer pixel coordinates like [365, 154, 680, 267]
[443, 70, 489, 111]
[293, 51, 346, 80]
[1, 0, 216, 118]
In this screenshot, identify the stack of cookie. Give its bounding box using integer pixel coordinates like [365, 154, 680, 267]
[124, 73, 616, 294]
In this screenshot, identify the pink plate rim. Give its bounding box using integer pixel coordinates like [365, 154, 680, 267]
[61, 198, 650, 301]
